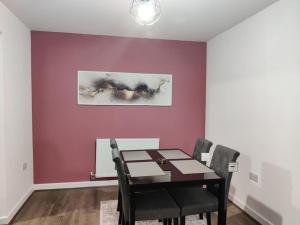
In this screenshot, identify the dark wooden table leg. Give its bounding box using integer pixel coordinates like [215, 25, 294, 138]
[180, 216, 185, 225]
[129, 188, 135, 225]
[199, 213, 203, 219]
[218, 179, 226, 225]
[174, 218, 179, 225]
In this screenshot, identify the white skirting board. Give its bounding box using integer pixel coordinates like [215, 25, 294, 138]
[33, 180, 118, 190]
[0, 187, 33, 225]
[228, 194, 272, 225]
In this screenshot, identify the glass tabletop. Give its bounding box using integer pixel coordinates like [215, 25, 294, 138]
[121, 149, 223, 187]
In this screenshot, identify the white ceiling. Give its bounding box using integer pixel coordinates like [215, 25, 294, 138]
[1, 0, 278, 41]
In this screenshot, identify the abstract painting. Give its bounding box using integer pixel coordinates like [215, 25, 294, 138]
[78, 71, 172, 106]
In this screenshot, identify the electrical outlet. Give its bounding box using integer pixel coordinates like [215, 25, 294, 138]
[22, 162, 27, 171]
[249, 172, 259, 184]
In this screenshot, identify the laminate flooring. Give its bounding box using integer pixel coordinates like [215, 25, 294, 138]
[10, 187, 260, 225]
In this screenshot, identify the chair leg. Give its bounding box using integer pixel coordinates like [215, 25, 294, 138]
[180, 216, 185, 225]
[167, 219, 172, 225]
[121, 213, 125, 225]
[206, 213, 211, 225]
[117, 190, 121, 212]
[173, 218, 179, 225]
[128, 217, 135, 225]
[163, 219, 168, 225]
[118, 211, 122, 225]
[199, 213, 204, 220]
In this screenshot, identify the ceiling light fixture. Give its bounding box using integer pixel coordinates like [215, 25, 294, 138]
[130, 0, 161, 26]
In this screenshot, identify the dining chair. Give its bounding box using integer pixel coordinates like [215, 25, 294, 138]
[168, 145, 240, 225]
[112, 149, 180, 225]
[192, 138, 213, 165]
[191, 138, 213, 220]
[110, 138, 123, 216]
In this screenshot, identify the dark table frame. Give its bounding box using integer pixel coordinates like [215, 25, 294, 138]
[121, 148, 226, 225]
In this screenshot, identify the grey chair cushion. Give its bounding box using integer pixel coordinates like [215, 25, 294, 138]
[135, 189, 180, 220]
[192, 138, 213, 165]
[168, 187, 218, 216]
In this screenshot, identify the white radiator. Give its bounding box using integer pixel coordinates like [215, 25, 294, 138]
[95, 138, 160, 178]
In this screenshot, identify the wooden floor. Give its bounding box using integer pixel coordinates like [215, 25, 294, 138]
[10, 187, 260, 225]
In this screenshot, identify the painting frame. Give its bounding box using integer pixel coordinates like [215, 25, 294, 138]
[77, 71, 173, 106]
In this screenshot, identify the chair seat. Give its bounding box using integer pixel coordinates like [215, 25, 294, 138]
[135, 189, 180, 220]
[168, 187, 218, 216]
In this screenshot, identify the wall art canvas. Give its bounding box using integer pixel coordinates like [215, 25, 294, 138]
[78, 71, 172, 106]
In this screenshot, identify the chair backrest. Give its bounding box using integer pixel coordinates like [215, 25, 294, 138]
[112, 151, 130, 223]
[110, 139, 121, 170]
[192, 138, 213, 164]
[111, 148, 121, 162]
[209, 145, 240, 209]
[110, 138, 119, 150]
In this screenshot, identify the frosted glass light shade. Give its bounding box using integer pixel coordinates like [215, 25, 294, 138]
[130, 0, 161, 26]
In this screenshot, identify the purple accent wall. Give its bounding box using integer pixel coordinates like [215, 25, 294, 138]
[31, 31, 206, 184]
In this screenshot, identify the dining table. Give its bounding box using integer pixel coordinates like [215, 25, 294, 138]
[120, 148, 227, 225]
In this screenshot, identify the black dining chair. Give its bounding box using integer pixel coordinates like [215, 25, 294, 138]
[168, 145, 240, 225]
[112, 149, 180, 225]
[192, 138, 213, 165]
[110, 139, 123, 216]
[191, 138, 213, 220]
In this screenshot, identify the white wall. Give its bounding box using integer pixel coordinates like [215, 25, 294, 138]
[0, 2, 33, 224]
[206, 0, 300, 224]
[0, 29, 6, 220]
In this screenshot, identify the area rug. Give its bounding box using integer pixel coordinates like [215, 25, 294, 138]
[100, 200, 207, 225]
